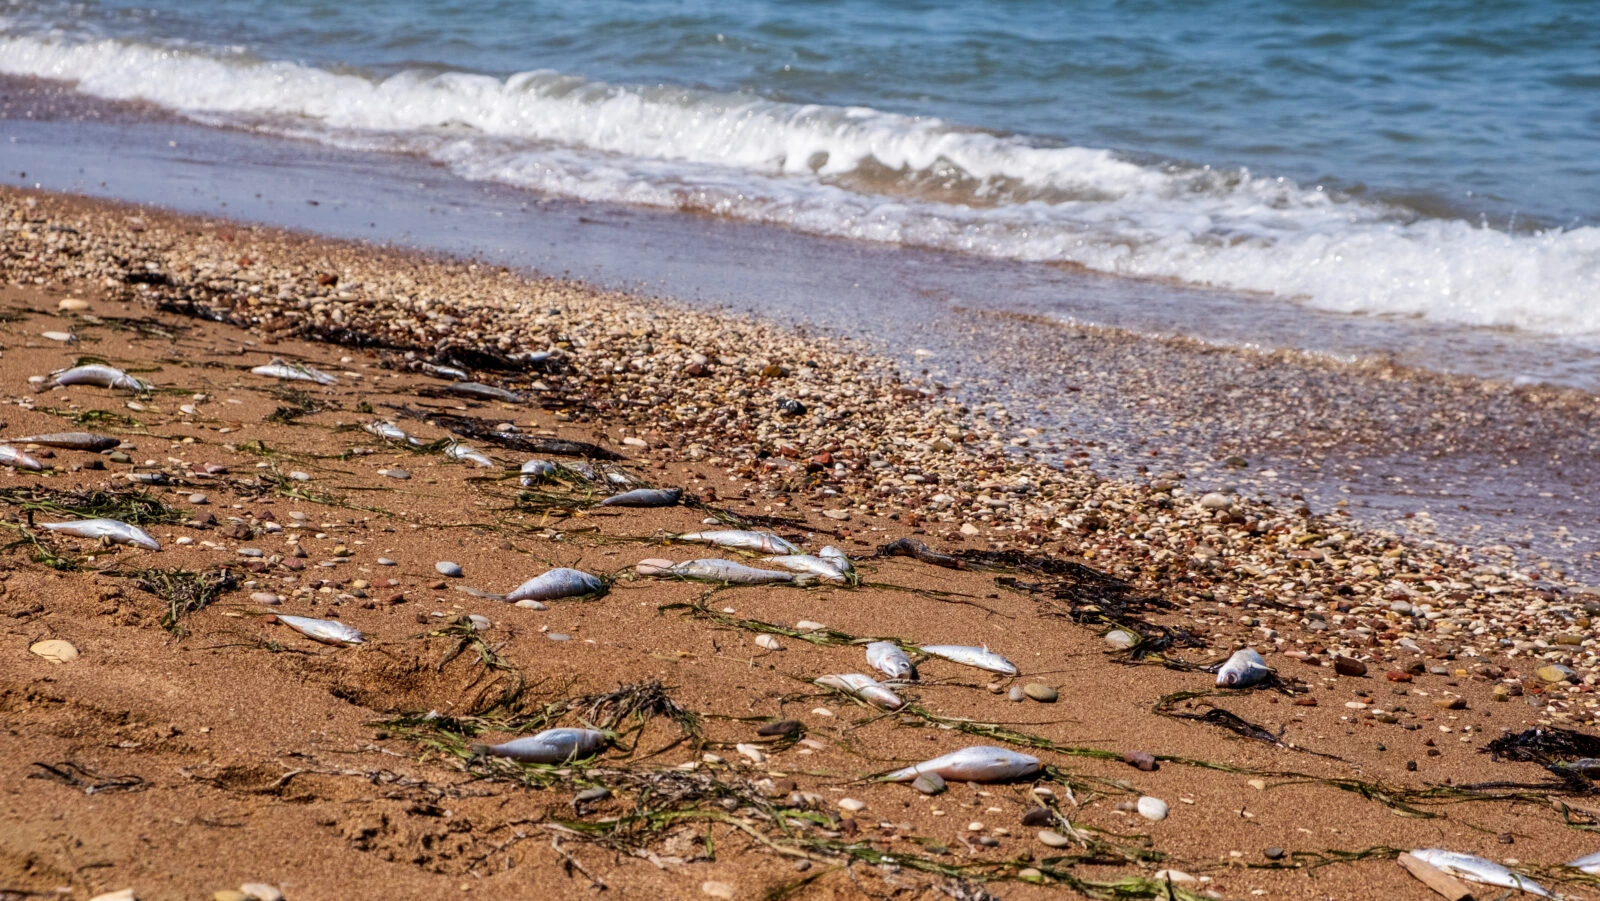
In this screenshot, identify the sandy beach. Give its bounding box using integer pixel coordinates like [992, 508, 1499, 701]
[5, 186, 1600, 901]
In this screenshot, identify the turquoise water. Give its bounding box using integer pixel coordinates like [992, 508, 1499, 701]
[2, 0, 1597, 333]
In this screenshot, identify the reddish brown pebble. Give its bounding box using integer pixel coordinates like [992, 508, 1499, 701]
[1294, 697, 1318, 707]
[1123, 750, 1157, 771]
[1333, 656, 1368, 677]
[1386, 670, 1413, 682]
[386, 593, 406, 604]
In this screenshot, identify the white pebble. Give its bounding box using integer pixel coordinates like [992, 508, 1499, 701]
[1137, 796, 1169, 821]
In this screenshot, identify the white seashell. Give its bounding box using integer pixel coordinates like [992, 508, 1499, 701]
[445, 443, 495, 467]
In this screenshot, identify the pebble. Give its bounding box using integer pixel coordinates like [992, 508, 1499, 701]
[1037, 829, 1072, 848]
[436, 561, 463, 577]
[214, 892, 248, 901]
[189, 493, 208, 505]
[1020, 807, 1054, 827]
[1199, 492, 1232, 510]
[795, 620, 826, 631]
[58, 297, 90, 311]
[467, 614, 492, 631]
[1104, 629, 1138, 651]
[757, 720, 801, 737]
[1154, 870, 1197, 884]
[1023, 683, 1058, 703]
[735, 743, 766, 764]
[1136, 796, 1169, 822]
[1386, 670, 1413, 682]
[1333, 656, 1368, 677]
[1264, 847, 1285, 860]
[547, 633, 570, 641]
[1434, 697, 1467, 710]
[1538, 664, 1577, 683]
[838, 798, 866, 812]
[755, 634, 784, 651]
[108, 451, 131, 464]
[29, 639, 79, 664]
[1123, 750, 1157, 771]
[238, 548, 264, 558]
[250, 592, 281, 605]
[381, 468, 410, 480]
[912, 772, 946, 795]
[288, 471, 310, 481]
[1007, 686, 1026, 702]
[967, 821, 985, 832]
[89, 891, 135, 901]
[240, 886, 283, 901]
[377, 558, 396, 566]
[700, 882, 735, 900]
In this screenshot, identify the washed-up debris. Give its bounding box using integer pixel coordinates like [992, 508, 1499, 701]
[442, 382, 523, 402]
[41, 518, 161, 550]
[519, 459, 558, 485]
[763, 554, 848, 582]
[387, 406, 619, 459]
[52, 363, 148, 391]
[818, 545, 854, 577]
[1570, 851, 1600, 874]
[10, 432, 119, 451]
[599, 487, 682, 507]
[506, 568, 605, 603]
[1408, 849, 1550, 897]
[919, 644, 1018, 676]
[645, 558, 796, 585]
[879, 537, 965, 569]
[1215, 648, 1272, 688]
[476, 727, 608, 763]
[250, 358, 338, 385]
[882, 746, 1040, 783]
[815, 673, 903, 710]
[0, 445, 43, 470]
[866, 641, 915, 680]
[676, 529, 798, 554]
[273, 614, 364, 647]
[364, 421, 422, 445]
[445, 442, 495, 467]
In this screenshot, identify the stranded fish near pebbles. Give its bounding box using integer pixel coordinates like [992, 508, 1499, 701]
[763, 554, 848, 582]
[677, 529, 799, 555]
[866, 642, 916, 680]
[652, 559, 796, 585]
[882, 746, 1040, 783]
[1569, 851, 1600, 874]
[919, 645, 1019, 676]
[0, 445, 43, 471]
[51, 364, 148, 391]
[365, 421, 422, 445]
[11, 432, 119, 451]
[599, 487, 682, 507]
[41, 518, 160, 550]
[520, 459, 558, 485]
[506, 568, 605, 603]
[815, 674, 903, 710]
[1216, 648, 1272, 688]
[1409, 849, 1551, 897]
[479, 728, 608, 764]
[445, 443, 495, 467]
[250, 358, 338, 385]
[818, 545, 854, 577]
[274, 614, 364, 647]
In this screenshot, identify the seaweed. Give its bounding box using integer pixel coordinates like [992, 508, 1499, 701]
[122, 567, 239, 635]
[28, 761, 147, 794]
[265, 385, 325, 424]
[385, 405, 620, 459]
[0, 485, 186, 525]
[37, 407, 144, 429]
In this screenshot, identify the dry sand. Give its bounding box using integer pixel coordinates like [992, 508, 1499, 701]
[3, 187, 1599, 901]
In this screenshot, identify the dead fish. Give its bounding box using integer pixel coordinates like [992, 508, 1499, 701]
[1215, 648, 1271, 688]
[763, 554, 847, 582]
[275, 614, 364, 647]
[515, 350, 556, 365]
[0, 445, 43, 471]
[479, 727, 608, 764]
[882, 746, 1041, 783]
[422, 363, 470, 381]
[11, 432, 119, 451]
[818, 545, 855, 577]
[816, 674, 904, 710]
[51, 364, 148, 391]
[251, 358, 338, 385]
[448, 382, 523, 402]
[1569, 851, 1600, 874]
[365, 421, 422, 445]
[663, 559, 796, 585]
[520, 459, 558, 485]
[445, 443, 495, 467]
[677, 529, 799, 554]
[599, 487, 682, 507]
[506, 568, 605, 602]
[1410, 849, 1551, 897]
[41, 518, 160, 550]
[866, 642, 916, 680]
[919, 645, 1018, 676]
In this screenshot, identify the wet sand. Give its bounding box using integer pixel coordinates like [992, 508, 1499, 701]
[4, 187, 1600, 901]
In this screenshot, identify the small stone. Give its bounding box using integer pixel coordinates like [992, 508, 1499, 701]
[467, 614, 492, 631]
[1023, 683, 1058, 703]
[975, 835, 999, 847]
[1386, 670, 1413, 682]
[238, 548, 264, 558]
[58, 298, 90, 312]
[838, 798, 866, 812]
[793, 860, 811, 872]
[1007, 686, 1026, 702]
[1247, 779, 1267, 790]
[700, 881, 735, 900]
[289, 471, 310, 481]
[547, 633, 570, 641]
[1104, 629, 1138, 651]
[214, 892, 248, 901]
[736, 743, 766, 764]
[1020, 807, 1054, 827]
[1333, 656, 1368, 677]
[240, 885, 283, 901]
[967, 821, 984, 832]
[436, 561, 463, 577]
[912, 772, 946, 795]
[1199, 492, 1232, 510]
[378, 558, 396, 566]
[189, 493, 208, 505]
[1136, 796, 1168, 822]
[1264, 847, 1286, 860]
[382, 468, 411, 480]
[1293, 697, 1318, 707]
[30, 639, 79, 663]
[89, 891, 136, 901]
[1434, 697, 1467, 710]
[1123, 750, 1157, 771]
[1492, 684, 1513, 701]
[1538, 664, 1577, 683]
[795, 620, 826, 631]
[1018, 868, 1043, 881]
[1153, 870, 1196, 884]
[1037, 830, 1072, 848]
[108, 451, 131, 464]
[959, 522, 981, 535]
[250, 592, 281, 605]
[757, 720, 801, 737]
[1389, 601, 1413, 614]
[755, 634, 783, 651]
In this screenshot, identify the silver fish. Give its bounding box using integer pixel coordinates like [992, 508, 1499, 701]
[52, 364, 148, 391]
[815, 674, 903, 710]
[763, 554, 848, 582]
[1410, 849, 1551, 897]
[1569, 850, 1600, 874]
[882, 746, 1041, 783]
[365, 421, 422, 445]
[515, 350, 555, 365]
[250, 358, 338, 385]
[448, 382, 523, 402]
[866, 642, 916, 680]
[481, 728, 608, 764]
[919, 645, 1019, 676]
[275, 614, 364, 646]
[599, 487, 682, 507]
[42, 518, 160, 550]
[506, 568, 605, 602]
[11, 432, 119, 451]
[664, 559, 796, 585]
[422, 363, 470, 381]
[445, 443, 495, 468]
[676, 529, 799, 555]
[1216, 648, 1271, 688]
[520, 459, 558, 486]
[0, 445, 43, 471]
[818, 545, 855, 576]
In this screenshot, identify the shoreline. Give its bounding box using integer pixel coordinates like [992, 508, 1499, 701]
[5, 185, 1600, 900]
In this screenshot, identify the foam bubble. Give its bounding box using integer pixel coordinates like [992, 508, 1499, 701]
[3, 31, 1596, 336]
